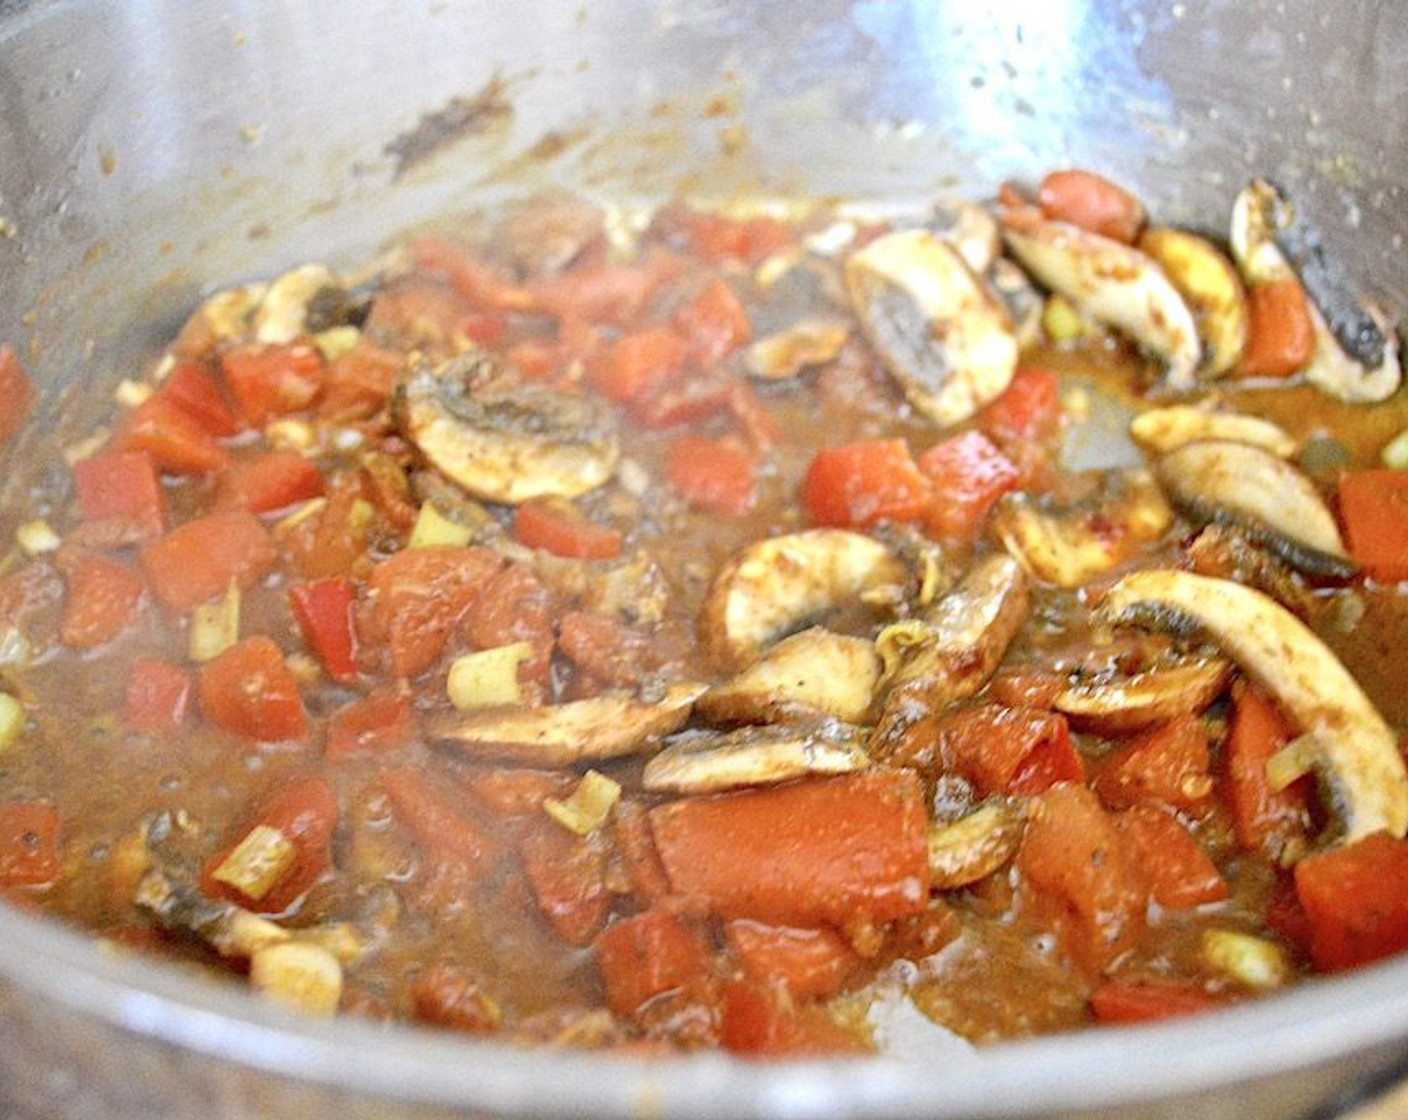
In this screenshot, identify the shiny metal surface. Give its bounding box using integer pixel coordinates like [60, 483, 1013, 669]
[3, 1, 1408, 1117]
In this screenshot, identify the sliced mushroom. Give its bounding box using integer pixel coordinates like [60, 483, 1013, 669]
[1129, 403, 1298, 458]
[1100, 569, 1408, 846]
[1137, 227, 1248, 378]
[988, 257, 1044, 349]
[254, 263, 340, 345]
[931, 198, 1002, 274]
[846, 228, 1018, 426]
[990, 471, 1172, 589]
[699, 529, 908, 670]
[1001, 216, 1201, 391]
[927, 799, 1028, 891]
[398, 354, 619, 504]
[1155, 439, 1354, 578]
[1230, 179, 1402, 402]
[431, 682, 705, 766]
[875, 554, 1028, 722]
[173, 285, 268, 356]
[744, 318, 852, 381]
[641, 720, 870, 795]
[1053, 652, 1232, 734]
[695, 626, 882, 727]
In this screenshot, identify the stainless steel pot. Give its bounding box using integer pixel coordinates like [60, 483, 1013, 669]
[3, 2, 1408, 1117]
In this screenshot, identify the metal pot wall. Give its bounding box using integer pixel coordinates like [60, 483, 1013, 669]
[2, 2, 1407, 1117]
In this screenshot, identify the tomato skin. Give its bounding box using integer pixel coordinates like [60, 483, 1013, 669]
[140, 510, 277, 612]
[123, 660, 192, 736]
[1239, 277, 1315, 377]
[202, 776, 337, 914]
[800, 439, 932, 529]
[198, 636, 308, 742]
[72, 450, 167, 541]
[664, 434, 758, 517]
[513, 498, 622, 560]
[1089, 976, 1228, 1025]
[0, 346, 36, 446]
[221, 343, 325, 426]
[1113, 804, 1229, 910]
[112, 396, 230, 475]
[596, 910, 712, 1017]
[1092, 714, 1214, 812]
[214, 449, 325, 516]
[917, 430, 1021, 540]
[0, 801, 60, 890]
[1295, 832, 1408, 972]
[1339, 469, 1408, 583]
[724, 920, 859, 1000]
[324, 687, 413, 759]
[155, 359, 244, 437]
[58, 552, 145, 650]
[1038, 169, 1146, 244]
[288, 577, 360, 684]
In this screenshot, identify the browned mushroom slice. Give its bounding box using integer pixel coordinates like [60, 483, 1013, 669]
[641, 721, 869, 795]
[846, 228, 1018, 426]
[875, 553, 1028, 721]
[1053, 653, 1233, 734]
[743, 319, 852, 381]
[927, 800, 1028, 891]
[398, 354, 619, 504]
[254, 263, 341, 345]
[1155, 438, 1355, 578]
[432, 682, 705, 766]
[696, 627, 882, 727]
[1100, 569, 1408, 846]
[699, 529, 908, 670]
[1129, 403, 1297, 458]
[1137, 227, 1248, 379]
[1000, 217, 1201, 391]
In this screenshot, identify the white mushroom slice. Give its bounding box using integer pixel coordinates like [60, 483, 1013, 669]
[432, 682, 705, 766]
[988, 258, 1044, 349]
[1303, 303, 1403, 404]
[1155, 439, 1354, 578]
[1129, 404, 1298, 458]
[1138, 227, 1248, 378]
[846, 228, 1018, 426]
[1100, 569, 1408, 846]
[254, 263, 339, 345]
[399, 356, 619, 504]
[876, 554, 1028, 718]
[927, 800, 1028, 890]
[931, 198, 1002, 274]
[176, 285, 267, 352]
[744, 319, 852, 381]
[699, 529, 908, 670]
[990, 471, 1172, 589]
[696, 627, 881, 727]
[1001, 218, 1201, 391]
[1054, 654, 1233, 734]
[641, 721, 869, 795]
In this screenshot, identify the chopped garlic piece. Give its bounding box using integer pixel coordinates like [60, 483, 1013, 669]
[211, 824, 296, 901]
[0, 692, 25, 754]
[265, 419, 315, 452]
[16, 519, 61, 556]
[1201, 928, 1290, 991]
[446, 642, 532, 711]
[313, 325, 362, 362]
[409, 502, 474, 549]
[114, 378, 154, 408]
[1382, 427, 1408, 470]
[189, 583, 241, 662]
[249, 941, 343, 1015]
[544, 770, 622, 835]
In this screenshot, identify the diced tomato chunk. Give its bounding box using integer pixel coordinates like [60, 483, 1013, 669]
[978, 366, 1064, 445]
[915, 704, 1084, 797]
[1238, 277, 1315, 378]
[596, 910, 712, 1017]
[198, 636, 308, 742]
[673, 278, 751, 364]
[288, 577, 360, 684]
[519, 823, 611, 947]
[202, 775, 337, 914]
[1113, 805, 1229, 910]
[319, 340, 405, 420]
[154, 359, 243, 436]
[724, 920, 859, 1000]
[221, 343, 325, 426]
[587, 327, 689, 404]
[72, 450, 166, 541]
[657, 206, 796, 266]
[140, 511, 277, 612]
[112, 396, 230, 475]
[460, 563, 555, 687]
[1089, 976, 1228, 1025]
[1092, 714, 1214, 812]
[800, 439, 932, 529]
[379, 767, 501, 878]
[1339, 469, 1408, 583]
[457, 768, 575, 820]
[917, 430, 1020, 540]
[513, 499, 622, 561]
[215, 449, 325, 515]
[123, 660, 192, 735]
[664, 434, 758, 518]
[0, 346, 36, 446]
[1295, 832, 1408, 972]
[1223, 681, 1313, 859]
[411, 237, 536, 313]
[324, 687, 413, 759]
[649, 771, 930, 929]
[0, 801, 60, 890]
[718, 979, 867, 1057]
[412, 961, 501, 1033]
[1037, 169, 1146, 244]
[58, 552, 145, 650]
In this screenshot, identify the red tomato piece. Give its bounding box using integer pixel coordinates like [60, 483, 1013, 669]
[596, 910, 712, 1017]
[531, 250, 679, 326]
[220, 343, 325, 426]
[657, 205, 796, 266]
[111, 396, 230, 475]
[1092, 714, 1215, 812]
[800, 439, 933, 529]
[1037, 169, 1147, 244]
[72, 450, 167, 541]
[379, 767, 502, 879]
[412, 961, 501, 1033]
[926, 704, 1084, 797]
[214, 449, 325, 516]
[724, 919, 859, 1001]
[324, 687, 414, 759]
[154, 359, 243, 437]
[0, 802, 60, 890]
[1339, 469, 1408, 583]
[362, 546, 503, 679]
[460, 563, 555, 687]
[978, 366, 1064, 445]
[718, 979, 867, 1057]
[140, 510, 277, 612]
[649, 771, 930, 929]
[288, 577, 359, 684]
[202, 775, 337, 914]
[0, 346, 36, 446]
[1239, 277, 1315, 378]
[123, 660, 192, 736]
[587, 327, 689, 404]
[1016, 783, 1146, 976]
[1223, 681, 1313, 858]
[457, 768, 575, 820]
[519, 823, 611, 947]
[1113, 805, 1230, 909]
[58, 552, 145, 650]
[1295, 832, 1408, 972]
[664, 434, 758, 518]
[197, 636, 308, 742]
[411, 237, 536, 314]
[319, 340, 405, 420]
[512, 498, 622, 561]
[917, 430, 1021, 540]
[1089, 976, 1228, 1025]
[673, 277, 752, 364]
[612, 800, 672, 905]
